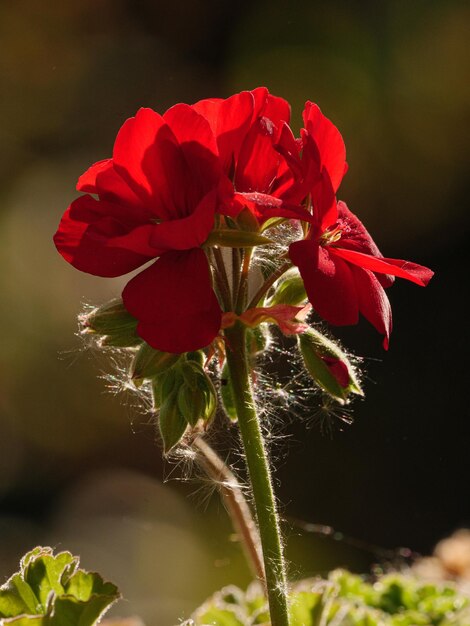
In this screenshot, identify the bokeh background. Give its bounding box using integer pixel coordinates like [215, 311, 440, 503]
[0, 1, 469, 624]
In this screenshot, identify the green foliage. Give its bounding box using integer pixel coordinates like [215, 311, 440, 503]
[187, 570, 470, 626]
[0, 547, 120, 626]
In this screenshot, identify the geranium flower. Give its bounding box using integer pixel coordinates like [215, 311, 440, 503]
[54, 105, 227, 353]
[289, 104, 434, 348]
[192, 87, 311, 225]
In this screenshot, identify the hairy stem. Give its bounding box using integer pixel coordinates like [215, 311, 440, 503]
[235, 248, 252, 314]
[247, 261, 292, 310]
[210, 247, 232, 310]
[224, 323, 290, 626]
[192, 436, 265, 581]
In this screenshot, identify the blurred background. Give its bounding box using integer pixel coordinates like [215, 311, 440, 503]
[0, 0, 469, 624]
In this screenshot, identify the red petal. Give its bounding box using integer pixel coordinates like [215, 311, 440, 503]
[77, 159, 150, 218]
[54, 195, 157, 277]
[251, 87, 291, 125]
[193, 92, 254, 173]
[322, 357, 351, 388]
[113, 108, 187, 220]
[149, 190, 215, 251]
[335, 201, 395, 288]
[330, 247, 434, 286]
[352, 266, 392, 349]
[235, 116, 282, 193]
[302, 102, 347, 193]
[122, 249, 222, 353]
[289, 239, 359, 325]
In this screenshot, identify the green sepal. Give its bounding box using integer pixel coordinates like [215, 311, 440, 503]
[220, 363, 237, 422]
[235, 207, 261, 233]
[269, 269, 308, 306]
[0, 547, 120, 625]
[130, 342, 181, 383]
[159, 394, 189, 454]
[187, 351, 205, 366]
[177, 362, 217, 426]
[204, 229, 273, 248]
[81, 299, 141, 348]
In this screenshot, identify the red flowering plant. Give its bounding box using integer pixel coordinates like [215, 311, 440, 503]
[54, 88, 433, 626]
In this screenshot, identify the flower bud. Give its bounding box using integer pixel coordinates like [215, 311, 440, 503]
[80, 299, 142, 347]
[298, 328, 363, 404]
[187, 351, 205, 366]
[159, 392, 188, 454]
[151, 368, 182, 409]
[177, 362, 217, 426]
[130, 342, 182, 384]
[269, 269, 307, 307]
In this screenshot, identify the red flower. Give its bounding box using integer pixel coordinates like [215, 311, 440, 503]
[54, 105, 226, 353]
[192, 87, 310, 225]
[289, 104, 433, 348]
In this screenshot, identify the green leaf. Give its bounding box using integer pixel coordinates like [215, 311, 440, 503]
[289, 591, 324, 626]
[0, 573, 41, 617]
[196, 607, 245, 626]
[0, 548, 120, 626]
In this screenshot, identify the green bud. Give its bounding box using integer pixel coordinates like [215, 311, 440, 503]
[298, 328, 363, 404]
[176, 362, 217, 425]
[269, 269, 308, 306]
[130, 342, 181, 384]
[159, 393, 188, 454]
[150, 373, 166, 409]
[220, 362, 237, 422]
[81, 299, 142, 347]
[204, 229, 273, 248]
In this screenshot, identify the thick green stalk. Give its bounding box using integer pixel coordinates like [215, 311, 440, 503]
[224, 323, 290, 626]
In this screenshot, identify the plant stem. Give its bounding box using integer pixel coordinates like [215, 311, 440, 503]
[210, 247, 232, 310]
[235, 248, 252, 314]
[224, 323, 290, 626]
[192, 436, 265, 581]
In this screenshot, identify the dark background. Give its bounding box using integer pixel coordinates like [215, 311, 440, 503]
[0, 1, 468, 624]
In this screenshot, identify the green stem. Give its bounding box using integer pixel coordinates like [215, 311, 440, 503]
[192, 436, 265, 581]
[224, 323, 290, 626]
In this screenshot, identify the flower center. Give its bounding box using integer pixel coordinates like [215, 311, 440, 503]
[320, 225, 342, 246]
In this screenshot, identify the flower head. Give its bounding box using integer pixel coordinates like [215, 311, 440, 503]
[288, 104, 433, 348]
[54, 105, 226, 352]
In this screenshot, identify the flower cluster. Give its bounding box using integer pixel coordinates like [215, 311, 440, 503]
[54, 87, 433, 354]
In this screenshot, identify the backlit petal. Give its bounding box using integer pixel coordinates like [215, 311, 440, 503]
[352, 266, 392, 349]
[330, 247, 434, 286]
[122, 248, 222, 353]
[289, 239, 359, 326]
[302, 102, 347, 193]
[53, 195, 157, 277]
